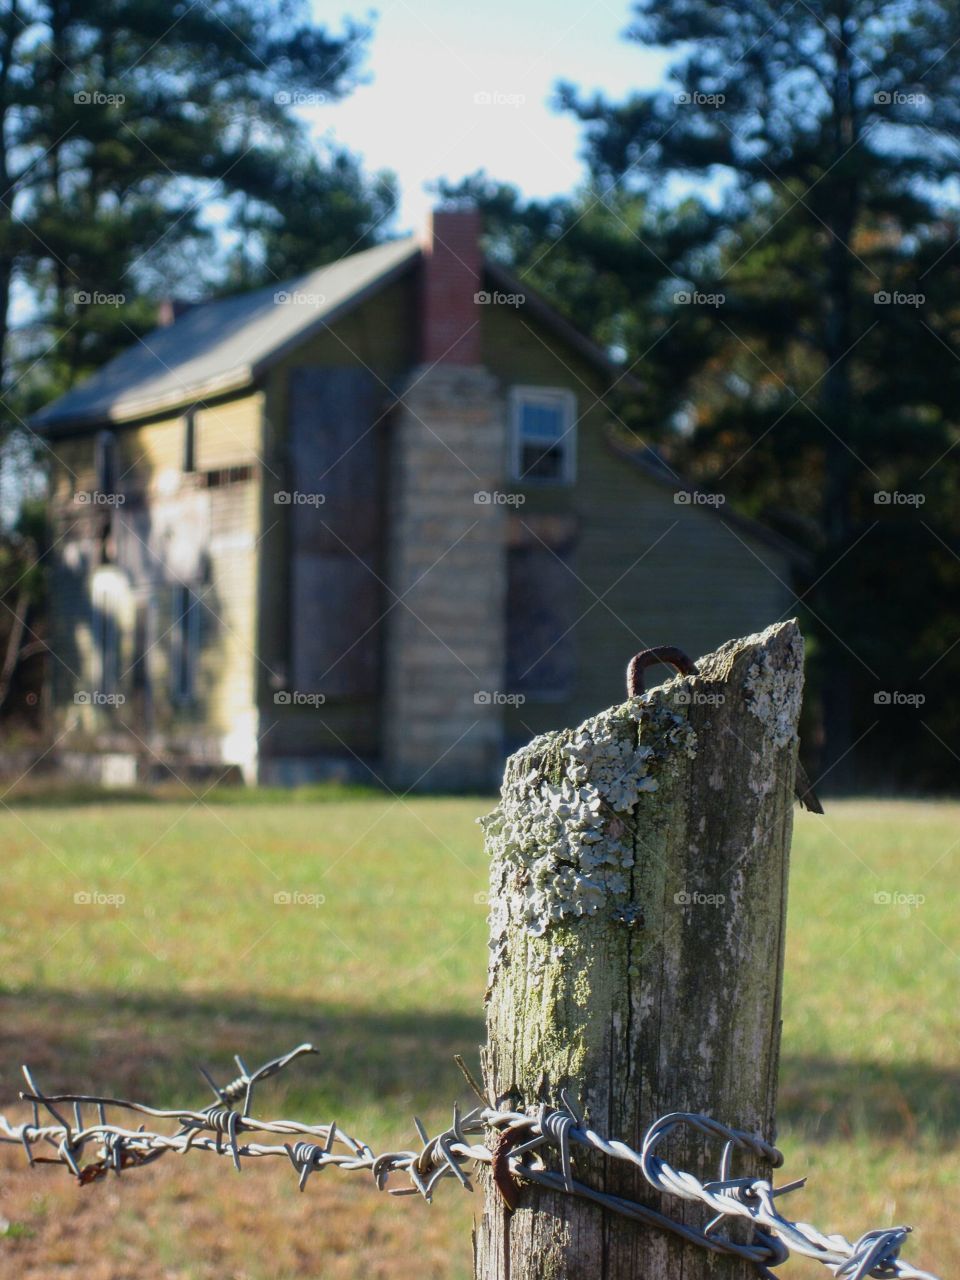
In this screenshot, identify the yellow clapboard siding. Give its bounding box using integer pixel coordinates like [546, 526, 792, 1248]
[480, 301, 794, 739]
[122, 416, 184, 486]
[195, 394, 263, 470]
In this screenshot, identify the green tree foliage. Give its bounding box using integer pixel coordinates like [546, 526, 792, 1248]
[542, 0, 960, 788]
[0, 0, 395, 419]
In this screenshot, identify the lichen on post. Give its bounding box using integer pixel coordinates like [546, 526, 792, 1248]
[474, 620, 805, 1280]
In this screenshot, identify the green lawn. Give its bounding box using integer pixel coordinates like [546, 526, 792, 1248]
[0, 793, 956, 1278]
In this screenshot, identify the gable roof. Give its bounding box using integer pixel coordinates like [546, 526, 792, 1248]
[34, 237, 420, 433]
[34, 235, 648, 434]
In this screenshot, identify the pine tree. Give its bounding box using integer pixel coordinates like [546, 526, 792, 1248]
[0, 0, 394, 417]
[551, 0, 960, 786]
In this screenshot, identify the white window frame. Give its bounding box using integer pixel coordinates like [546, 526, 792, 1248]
[508, 386, 577, 486]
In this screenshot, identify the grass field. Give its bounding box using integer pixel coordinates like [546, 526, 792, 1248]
[0, 791, 956, 1278]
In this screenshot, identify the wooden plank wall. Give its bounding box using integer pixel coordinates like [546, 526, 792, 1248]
[480, 301, 797, 746]
[287, 366, 383, 700]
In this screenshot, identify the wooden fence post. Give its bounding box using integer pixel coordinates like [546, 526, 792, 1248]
[474, 621, 804, 1279]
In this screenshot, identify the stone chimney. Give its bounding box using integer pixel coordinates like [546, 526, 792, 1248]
[382, 205, 507, 791]
[420, 207, 483, 366]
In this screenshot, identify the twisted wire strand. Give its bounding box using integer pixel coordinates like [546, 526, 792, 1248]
[0, 1044, 940, 1280]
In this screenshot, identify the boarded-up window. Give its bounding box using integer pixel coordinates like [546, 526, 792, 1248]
[506, 540, 577, 699]
[287, 367, 382, 698]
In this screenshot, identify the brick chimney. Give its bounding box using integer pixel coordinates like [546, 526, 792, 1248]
[420, 207, 483, 366]
[157, 297, 196, 327]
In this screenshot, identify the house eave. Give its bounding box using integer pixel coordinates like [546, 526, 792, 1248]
[484, 259, 644, 395]
[32, 242, 422, 437]
[35, 244, 639, 436]
[35, 367, 257, 436]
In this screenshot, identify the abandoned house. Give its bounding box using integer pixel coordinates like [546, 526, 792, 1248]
[35, 207, 802, 789]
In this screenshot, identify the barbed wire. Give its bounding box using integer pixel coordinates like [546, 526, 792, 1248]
[0, 1043, 940, 1280]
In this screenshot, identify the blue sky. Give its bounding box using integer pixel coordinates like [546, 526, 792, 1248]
[305, 0, 672, 231]
[7, 0, 670, 339]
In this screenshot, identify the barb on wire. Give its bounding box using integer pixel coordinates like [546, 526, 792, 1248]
[0, 1044, 941, 1280]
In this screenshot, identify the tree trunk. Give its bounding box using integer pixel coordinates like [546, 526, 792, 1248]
[475, 621, 804, 1279]
[0, 582, 31, 713]
[818, 7, 859, 790]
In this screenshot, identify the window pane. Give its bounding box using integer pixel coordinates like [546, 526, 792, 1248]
[520, 442, 564, 481]
[511, 389, 574, 485]
[520, 401, 565, 441]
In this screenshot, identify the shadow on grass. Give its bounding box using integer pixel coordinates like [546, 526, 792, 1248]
[778, 1054, 960, 1144]
[2, 988, 956, 1146]
[0, 986, 485, 1123]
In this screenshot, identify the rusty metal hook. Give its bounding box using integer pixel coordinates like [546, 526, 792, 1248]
[626, 647, 697, 698]
[625, 647, 824, 814]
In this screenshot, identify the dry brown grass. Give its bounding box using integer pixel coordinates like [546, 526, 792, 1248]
[0, 795, 956, 1278]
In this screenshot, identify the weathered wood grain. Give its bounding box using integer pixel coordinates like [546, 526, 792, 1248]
[475, 620, 804, 1279]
